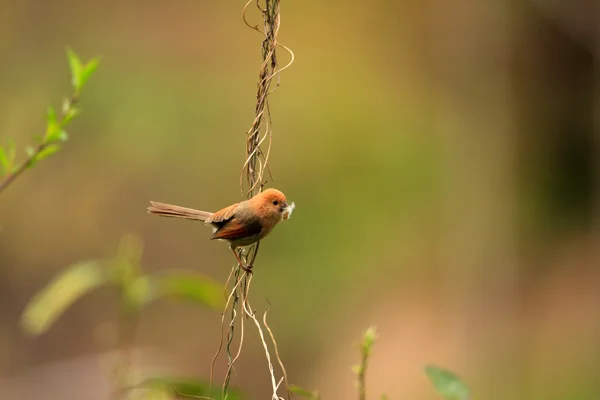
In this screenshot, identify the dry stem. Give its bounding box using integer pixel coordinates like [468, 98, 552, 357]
[211, 1, 293, 399]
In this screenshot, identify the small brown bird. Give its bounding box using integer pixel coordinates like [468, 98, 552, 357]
[147, 188, 295, 271]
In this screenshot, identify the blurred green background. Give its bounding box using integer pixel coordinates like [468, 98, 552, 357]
[1, 0, 600, 399]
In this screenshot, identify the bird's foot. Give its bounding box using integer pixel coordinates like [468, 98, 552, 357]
[241, 264, 253, 274]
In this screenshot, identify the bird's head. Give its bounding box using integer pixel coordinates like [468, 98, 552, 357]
[251, 188, 295, 222]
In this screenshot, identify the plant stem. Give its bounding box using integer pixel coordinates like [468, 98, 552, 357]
[0, 142, 47, 194]
[355, 327, 377, 400]
[358, 350, 367, 400]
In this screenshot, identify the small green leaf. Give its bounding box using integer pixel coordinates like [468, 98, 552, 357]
[61, 107, 80, 127]
[45, 106, 61, 141]
[20, 260, 107, 336]
[46, 105, 57, 125]
[46, 127, 68, 143]
[66, 47, 83, 91]
[361, 326, 377, 355]
[425, 365, 471, 400]
[45, 125, 59, 141]
[79, 57, 100, 90]
[151, 270, 224, 310]
[0, 146, 7, 174]
[290, 384, 320, 399]
[134, 377, 242, 399]
[35, 144, 61, 162]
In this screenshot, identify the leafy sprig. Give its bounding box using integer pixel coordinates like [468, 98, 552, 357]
[0, 47, 99, 194]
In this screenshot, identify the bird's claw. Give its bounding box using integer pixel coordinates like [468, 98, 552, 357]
[241, 264, 253, 274]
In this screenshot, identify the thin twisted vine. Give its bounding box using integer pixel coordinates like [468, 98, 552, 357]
[210, 1, 294, 399]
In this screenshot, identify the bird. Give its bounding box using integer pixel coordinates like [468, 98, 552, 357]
[147, 188, 294, 272]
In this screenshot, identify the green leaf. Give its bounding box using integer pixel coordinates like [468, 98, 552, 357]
[45, 124, 60, 141]
[46, 124, 68, 143]
[0, 146, 7, 174]
[134, 377, 242, 400]
[66, 47, 83, 91]
[79, 57, 100, 90]
[61, 107, 80, 127]
[45, 106, 61, 141]
[361, 326, 377, 355]
[20, 260, 107, 336]
[290, 384, 320, 399]
[35, 144, 61, 162]
[151, 270, 224, 310]
[46, 105, 57, 125]
[424, 365, 471, 400]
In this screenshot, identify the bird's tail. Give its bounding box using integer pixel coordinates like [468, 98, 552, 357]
[147, 201, 213, 222]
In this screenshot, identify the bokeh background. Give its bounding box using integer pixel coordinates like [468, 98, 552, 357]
[1, 0, 600, 399]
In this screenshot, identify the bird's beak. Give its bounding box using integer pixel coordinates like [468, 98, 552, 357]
[282, 202, 295, 220]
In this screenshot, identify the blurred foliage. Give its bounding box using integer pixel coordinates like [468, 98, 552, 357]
[131, 376, 242, 400]
[21, 235, 224, 335]
[425, 365, 471, 400]
[20, 232, 226, 397]
[20, 260, 107, 336]
[289, 384, 321, 400]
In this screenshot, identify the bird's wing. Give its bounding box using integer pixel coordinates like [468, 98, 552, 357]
[210, 217, 263, 241]
[205, 203, 239, 224]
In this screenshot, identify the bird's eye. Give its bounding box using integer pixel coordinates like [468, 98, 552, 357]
[272, 200, 279, 206]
